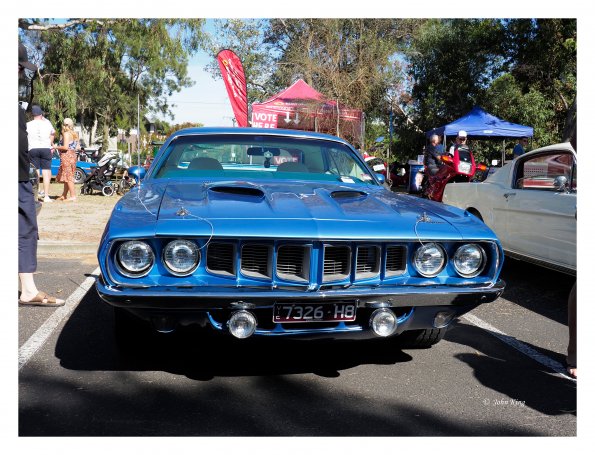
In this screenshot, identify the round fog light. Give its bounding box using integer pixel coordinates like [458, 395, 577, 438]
[434, 311, 454, 328]
[370, 308, 398, 337]
[228, 310, 257, 339]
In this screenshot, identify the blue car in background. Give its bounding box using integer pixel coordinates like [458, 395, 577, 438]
[96, 127, 505, 352]
[50, 150, 97, 184]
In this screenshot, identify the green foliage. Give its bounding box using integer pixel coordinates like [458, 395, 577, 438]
[22, 19, 205, 149]
[407, 19, 506, 128]
[204, 19, 276, 104]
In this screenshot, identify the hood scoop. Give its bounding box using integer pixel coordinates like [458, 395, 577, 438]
[330, 190, 368, 200]
[208, 185, 265, 199]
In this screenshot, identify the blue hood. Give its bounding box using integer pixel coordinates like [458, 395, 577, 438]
[107, 180, 495, 241]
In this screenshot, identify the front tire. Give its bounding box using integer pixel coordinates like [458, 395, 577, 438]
[395, 328, 447, 348]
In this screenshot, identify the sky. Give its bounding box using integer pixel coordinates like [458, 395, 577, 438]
[160, 20, 235, 127]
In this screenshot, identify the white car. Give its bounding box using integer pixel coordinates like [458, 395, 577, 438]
[442, 143, 576, 275]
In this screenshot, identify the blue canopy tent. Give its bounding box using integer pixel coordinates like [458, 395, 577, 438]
[426, 106, 534, 164]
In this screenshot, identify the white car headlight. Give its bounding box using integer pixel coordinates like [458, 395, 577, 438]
[116, 240, 154, 277]
[413, 243, 446, 277]
[453, 244, 486, 278]
[163, 239, 200, 276]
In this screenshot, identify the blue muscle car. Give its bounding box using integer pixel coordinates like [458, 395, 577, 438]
[97, 128, 505, 350]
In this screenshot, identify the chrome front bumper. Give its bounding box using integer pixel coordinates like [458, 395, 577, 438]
[96, 275, 505, 310]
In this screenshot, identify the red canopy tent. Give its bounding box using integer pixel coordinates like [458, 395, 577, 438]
[251, 79, 365, 146]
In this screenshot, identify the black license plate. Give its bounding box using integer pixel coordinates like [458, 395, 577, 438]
[273, 303, 357, 323]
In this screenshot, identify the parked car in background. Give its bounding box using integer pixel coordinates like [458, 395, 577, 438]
[96, 127, 505, 353]
[443, 143, 576, 275]
[364, 155, 387, 177]
[50, 150, 98, 184]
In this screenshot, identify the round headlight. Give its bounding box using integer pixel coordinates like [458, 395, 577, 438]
[163, 240, 200, 276]
[413, 243, 446, 277]
[453, 244, 486, 278]
[116, 241, 154, 277]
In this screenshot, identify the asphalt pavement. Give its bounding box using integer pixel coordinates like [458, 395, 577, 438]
[18, 249, 577, 437]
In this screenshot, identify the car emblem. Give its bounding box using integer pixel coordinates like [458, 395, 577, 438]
[176, 207, 190, 217]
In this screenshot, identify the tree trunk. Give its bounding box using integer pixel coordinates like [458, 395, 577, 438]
[103, 122, 110, 153]
[336, 98, 340, 138]
[562, 97, 577, 150]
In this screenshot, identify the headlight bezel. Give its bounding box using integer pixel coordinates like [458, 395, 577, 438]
[162, 239, 201, 276]
[453, 243, 487, 278]
[413, 242, 446, 278]
[115, 240, 155, 278]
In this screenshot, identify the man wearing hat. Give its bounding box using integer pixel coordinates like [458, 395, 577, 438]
[449, 130, 468, 156]
[27, 105, 56, 203]
[18, 42, 64, 306]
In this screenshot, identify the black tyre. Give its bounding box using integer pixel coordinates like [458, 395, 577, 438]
[394, 328, 447, 349]
[74, 168, 86, 184]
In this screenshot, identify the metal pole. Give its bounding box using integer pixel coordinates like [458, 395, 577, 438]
[502, 139, 505, 165]
[389, 107, 393, 160]
[137, 94, 140, 169]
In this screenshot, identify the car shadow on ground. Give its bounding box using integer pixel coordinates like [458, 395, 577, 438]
[54, 288, 414, 379]
[498, 258, 575, 325]
[24, 289, 549, 436]
[445, 320, 576, 417]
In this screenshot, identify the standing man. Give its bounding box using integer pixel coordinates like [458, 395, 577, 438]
[424, 134, 445, 176]
[431, 134, 444, 154]
[513, 137, 528, 158]
[27, 105, 55, 202]
[18, 42, 64, 307]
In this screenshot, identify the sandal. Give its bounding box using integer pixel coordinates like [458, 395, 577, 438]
[18, 291, 65, 307]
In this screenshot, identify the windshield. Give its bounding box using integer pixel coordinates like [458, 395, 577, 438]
[152, 134, 378, 185]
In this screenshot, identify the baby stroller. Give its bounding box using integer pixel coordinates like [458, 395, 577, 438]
[80, 151, 120, 196]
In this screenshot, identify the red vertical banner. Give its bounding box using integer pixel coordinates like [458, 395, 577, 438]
[216, 49, 249, 127]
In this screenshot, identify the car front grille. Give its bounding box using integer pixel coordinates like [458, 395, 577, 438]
[206, 242, 236, 277]
[323, 245, 351, 282]
[385, 245, 407, 276]
[241, 244, 272, 279]
[203, 241, 412, 284]
[276, 245, 310, 282]
[356, 245, 380, 279]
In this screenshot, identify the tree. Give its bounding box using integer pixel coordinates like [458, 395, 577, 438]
[204, 19, 276, 105]
[503, 19, 576, 147]
[407, 19, 506, 130]
[20, 19, 205, 149]
[265, 19, 419, 112]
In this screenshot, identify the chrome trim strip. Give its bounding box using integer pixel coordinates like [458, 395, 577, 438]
[97, 278, 505, 309]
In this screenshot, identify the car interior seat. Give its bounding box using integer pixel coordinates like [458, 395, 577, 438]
[188, 157, 224, 170]
[276, 162, 309, 172]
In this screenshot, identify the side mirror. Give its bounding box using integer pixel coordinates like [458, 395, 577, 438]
[376, 173, 386, 184]
[128, 165, 147, 181]
[553, 175, 569, 191]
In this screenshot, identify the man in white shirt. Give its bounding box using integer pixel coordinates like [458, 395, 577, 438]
[27, 105, 55, 202]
